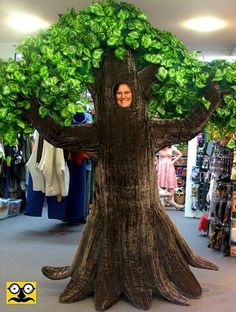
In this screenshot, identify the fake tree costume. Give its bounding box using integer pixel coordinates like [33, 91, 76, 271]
[1, 0, 236, 310]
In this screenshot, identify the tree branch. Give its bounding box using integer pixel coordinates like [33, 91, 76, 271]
[149, 82, 222, 150]
[23, 98, 100, 157]
[137, 64, 159, 100]
[87, 83, 97, 103]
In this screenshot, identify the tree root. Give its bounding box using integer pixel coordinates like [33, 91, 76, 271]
[173, 221, 219, 270]
[155, 279, 189, 306]
[41, 202, 219, 310]
[124, 288, 152, 310]
[95, 282, 122, 311]
[41, 265, 71, 280]
[60, 278, 93, 303]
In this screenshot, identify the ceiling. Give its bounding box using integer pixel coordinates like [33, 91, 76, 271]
[1, 0, 236, 60]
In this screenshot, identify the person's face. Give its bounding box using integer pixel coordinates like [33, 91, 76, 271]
[115, 83, 133, 108]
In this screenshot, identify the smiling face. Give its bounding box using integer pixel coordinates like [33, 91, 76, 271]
[115, 83, 133, 108]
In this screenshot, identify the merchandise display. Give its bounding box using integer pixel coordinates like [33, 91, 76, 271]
[25, 112, 95, 224]
[187, 134, 235, 256]
[3, 0, 236, 309]
[0, 136, 32, 218]
[174, 149, 188, 205]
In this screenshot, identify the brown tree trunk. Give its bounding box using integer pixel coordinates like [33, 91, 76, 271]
[41, 51, 218, 311]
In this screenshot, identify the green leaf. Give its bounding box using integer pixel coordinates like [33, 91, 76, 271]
[39, 106, 49, 118]
[216, 107, 230, 116]
[138, 13, 148, 20]
[156, 67, 168, 81]
[22, 101, 30, 109]
[6, 62, 17, 73]
[61, 107, 70, 118]
[118, 9, 130, 20]
[68, 67, 76, 76]
[2, 85, 11, 95]
[92, 59, 100, 68]
[114, 47, 126, 60]
[156, 106, 166, 115]
[17, 120, 26, 129]
[83, 48, 92, 57]
[168, 68, 175, 78]
[24, 127, 34, 134]
[107, 33, 122, 46]
[63, 118, 72, 127]
[212, 68, 224, 81]
[87, 3, 105, 16]
[226, 138, 236, 149]
[175, 104, 183, 114]
[40, 46, 54, 59]
[0, 108, 8, 118]
[144, 53, 162, 64]
[164, 89, 174, 102]
[39, 66, 49, 78]
[202, 98, 211, 110]
[13, 71, 26, 82]
[224, 95, 236, 107]
[9, 82, 21, 93]
[104, 5, 115, 17]
[229, 119, 236, 128]
[225, 68, 236, 83]
[6, 155, 12, 165]
[195, 78, 206, 89]
[152, 41, 162, 49]
[50, 85, 60, 94]
[141, 35, 152, 48]
[92, 49, 103, 60]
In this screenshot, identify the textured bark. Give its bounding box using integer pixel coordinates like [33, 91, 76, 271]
[23, 98, 100, 159]
[36, 51, 219, 310]
[149, 82, 222, 151]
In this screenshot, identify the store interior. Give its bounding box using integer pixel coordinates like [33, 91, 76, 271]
[0, 0, 236, 311]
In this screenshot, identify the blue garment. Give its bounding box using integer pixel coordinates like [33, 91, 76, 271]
[72, 112, 93, 125]
[25, 112, 91, 222]
[24, 174, 67, 221]
[24, 174, 44, 217]
[65, 159, 88, 223]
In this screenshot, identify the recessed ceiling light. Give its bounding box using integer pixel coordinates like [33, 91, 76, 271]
[8, 13, 49, 33]
[183, 17, 225, 32]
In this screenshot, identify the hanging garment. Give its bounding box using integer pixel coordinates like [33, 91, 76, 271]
[37, 140, 61, 196]
[26, 131, 45, 192]
[64, 157, 88, 224]
[24, 173, 68, 221]
[62, 112, 92, 223]
[24, 173, 44, 217]
[0, 141, 5, 159]
[37, 140, 70, 197]
[158, 148, 177, 189]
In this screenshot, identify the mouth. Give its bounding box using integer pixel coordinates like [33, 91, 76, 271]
[9, 297, 35, 302]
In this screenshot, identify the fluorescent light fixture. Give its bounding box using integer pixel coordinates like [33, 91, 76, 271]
[8, 13, 49, 33]
[183, 17, 225, 32]
[199, 55, 236, 62]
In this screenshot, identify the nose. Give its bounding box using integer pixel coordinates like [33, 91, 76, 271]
[18, 288, 26, 300]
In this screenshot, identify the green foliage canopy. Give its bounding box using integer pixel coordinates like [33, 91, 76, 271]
[0, 0, 236, 146]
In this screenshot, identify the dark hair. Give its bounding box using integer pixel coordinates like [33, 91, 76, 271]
[113, 82, 132, 100]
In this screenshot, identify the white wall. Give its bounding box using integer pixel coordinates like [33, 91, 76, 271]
[184, 136, 203, 218]
[0, 42, 18, 60]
